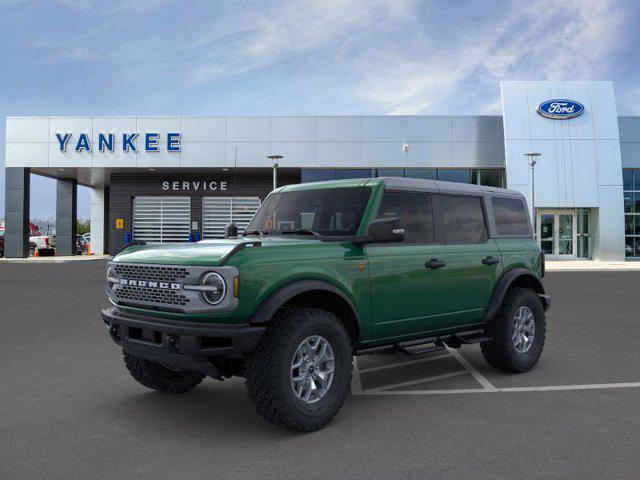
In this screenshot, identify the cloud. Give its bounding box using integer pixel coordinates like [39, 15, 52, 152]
[349, 0, 630, 113]
[7, 0, 635, 114]
[187, 0, 416, 85]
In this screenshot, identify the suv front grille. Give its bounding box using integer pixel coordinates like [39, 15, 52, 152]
[116, 285, 190, 307]
[107, 262, 238, 314]
[113, 264, 189, 282]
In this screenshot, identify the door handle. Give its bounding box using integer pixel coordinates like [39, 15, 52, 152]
[425, 258, 446, 269]
[482, 256, 500, 266]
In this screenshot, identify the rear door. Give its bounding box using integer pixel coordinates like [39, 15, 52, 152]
[437, 194, 502, 328]
[366, 191, 450, 340]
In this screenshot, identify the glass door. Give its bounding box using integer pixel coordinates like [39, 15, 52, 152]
[539, 214, 555, 255]
[557, 214, 575, 259]
[536, 211, 578, 260]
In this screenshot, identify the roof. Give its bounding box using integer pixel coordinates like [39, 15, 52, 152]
[278, 178, 377, 192]
[278, 177, 523, 197]
[379, 177, 522, 196]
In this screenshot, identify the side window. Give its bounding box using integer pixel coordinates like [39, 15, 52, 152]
[440, 195, 487, 244]
[492, 197, 530, 235]
[376, 192, 434, 243]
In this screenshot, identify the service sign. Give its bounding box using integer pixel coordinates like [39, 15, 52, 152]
[536, 99, 584, 120]
[55, 132, 181, 152]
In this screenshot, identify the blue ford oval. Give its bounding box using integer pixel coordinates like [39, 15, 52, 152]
[536, 99, 584, 119]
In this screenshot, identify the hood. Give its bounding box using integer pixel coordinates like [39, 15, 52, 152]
[112, 236, 320, 266]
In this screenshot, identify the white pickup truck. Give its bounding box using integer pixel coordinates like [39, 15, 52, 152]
[29, 223, 56, 256]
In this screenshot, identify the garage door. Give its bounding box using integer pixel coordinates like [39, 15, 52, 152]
[132, 196, 191, 243]
[202, 196, 261, 238]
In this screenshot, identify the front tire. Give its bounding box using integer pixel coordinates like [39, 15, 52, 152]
[480, 287, 546, 373]
[245, 307, 352, 432]
[123, 352, 205, 393]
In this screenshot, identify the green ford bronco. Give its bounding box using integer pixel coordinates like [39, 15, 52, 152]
[102, 177, 550, 432]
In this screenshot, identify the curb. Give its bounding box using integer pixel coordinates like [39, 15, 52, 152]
[0, 255, 111, 264]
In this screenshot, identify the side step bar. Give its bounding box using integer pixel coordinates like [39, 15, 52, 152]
[355, 329, 492, 356]
[397, 342, 446, 356]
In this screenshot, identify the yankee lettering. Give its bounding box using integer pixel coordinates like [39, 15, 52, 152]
[55, 132, 181, 152]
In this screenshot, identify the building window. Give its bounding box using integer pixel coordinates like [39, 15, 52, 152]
[375, 168, 504, 187]
[377, 169, 406, 178]
[473, 169, 504, 188]
[301, 169, 373, 183]
[405, 169, 437, 180]
[623, 169, 640, 259]
[301, 169, 335, 183]
[335, 169, 373, 180]
[437, 169, 471, 183]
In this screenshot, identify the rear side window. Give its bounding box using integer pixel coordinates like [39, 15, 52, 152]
[440, 195, 487, 244]
[376, 192, 434, 244]
[492, 197, 530, 235]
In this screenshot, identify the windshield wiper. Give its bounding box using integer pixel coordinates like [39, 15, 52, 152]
[243, 230, 268, 237]
[281, 228, 322, 237]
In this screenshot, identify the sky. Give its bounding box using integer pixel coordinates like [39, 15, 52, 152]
[1, 0, 639, 220]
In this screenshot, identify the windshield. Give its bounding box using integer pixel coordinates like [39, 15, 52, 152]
[246, 187, 372, 237]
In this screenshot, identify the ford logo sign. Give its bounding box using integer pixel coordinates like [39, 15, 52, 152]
[536, 99, 584, 120]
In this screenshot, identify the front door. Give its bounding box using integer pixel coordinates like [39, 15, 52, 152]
[367, 191, 451, 340]
[536, 211, 577, 260]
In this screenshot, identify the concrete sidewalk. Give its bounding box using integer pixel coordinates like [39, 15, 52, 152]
[0, 255, 110, 263]
[1, 256, 639, 270]
[546, 260, 640, 271]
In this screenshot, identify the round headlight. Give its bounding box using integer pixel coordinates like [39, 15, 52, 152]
[201, 272, 226, 305]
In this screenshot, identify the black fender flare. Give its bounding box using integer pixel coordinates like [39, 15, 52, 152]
[248, 280, 361, 334]
[484, 268, 547, 322]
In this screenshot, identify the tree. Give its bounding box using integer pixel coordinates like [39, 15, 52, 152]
[77, 219, 90, 236]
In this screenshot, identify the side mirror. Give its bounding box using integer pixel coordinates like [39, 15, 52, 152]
[364, 217, 404, 243]
[225, 222, 238, 238]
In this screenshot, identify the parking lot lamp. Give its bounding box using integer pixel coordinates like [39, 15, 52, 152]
[267, 155, 283, 190]
[524, 152, 541, 234]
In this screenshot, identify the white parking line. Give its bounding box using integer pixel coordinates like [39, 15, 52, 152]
[352, 350, 640, 396]
[357, 353, 452, 374]
[358, 382, 640, 395]
[351, 356, 363, 394]
[446, 346, 496, 391]
[364, 370, 469, 393]
[497, 382, 640, 392]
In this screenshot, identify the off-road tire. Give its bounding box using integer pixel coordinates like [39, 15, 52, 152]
[245, 307, 352, 432]
[481, 287, 546, 373]
[123, 351, 205, 393]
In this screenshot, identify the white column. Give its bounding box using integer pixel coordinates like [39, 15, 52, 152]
[90, 187, 105, 255]
[595, 187, 625, 261]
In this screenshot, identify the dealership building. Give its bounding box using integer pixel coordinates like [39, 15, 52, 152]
[4, 80, 640, 260]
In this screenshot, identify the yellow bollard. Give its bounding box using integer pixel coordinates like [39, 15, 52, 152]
[87, 242, 91, 256]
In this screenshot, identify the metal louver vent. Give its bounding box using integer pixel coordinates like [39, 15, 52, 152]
[202, 196, 261, 238]
[132, 196, 191, 243]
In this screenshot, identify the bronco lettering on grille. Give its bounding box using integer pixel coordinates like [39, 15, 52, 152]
[119, 278, 181, 290]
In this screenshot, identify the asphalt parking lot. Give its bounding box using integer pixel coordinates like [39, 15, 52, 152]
[1, 261, 640, 479]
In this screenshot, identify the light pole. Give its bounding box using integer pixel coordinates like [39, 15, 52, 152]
[524, 152, 541, 235]
[267, 155, 283, 190]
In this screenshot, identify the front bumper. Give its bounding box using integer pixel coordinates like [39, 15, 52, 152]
[101, 307, 265, 376]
